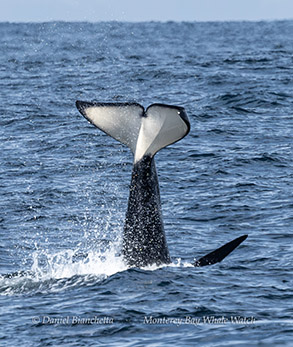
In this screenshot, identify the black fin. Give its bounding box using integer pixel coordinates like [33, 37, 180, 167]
[194, 235, 248, 267]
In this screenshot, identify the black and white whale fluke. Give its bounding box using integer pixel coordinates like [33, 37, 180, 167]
[76, 100, 247, 268]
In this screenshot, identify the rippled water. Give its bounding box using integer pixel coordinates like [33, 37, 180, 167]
[0, 21, 292, 346]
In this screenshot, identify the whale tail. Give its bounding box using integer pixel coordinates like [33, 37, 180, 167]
[76, 100, 248, 268]
[76, 101, 190, 162]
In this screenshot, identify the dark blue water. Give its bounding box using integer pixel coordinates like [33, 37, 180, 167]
[0, 21, 292, 346]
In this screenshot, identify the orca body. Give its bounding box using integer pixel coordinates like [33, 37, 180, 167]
[123, 155, 171, 267]
[76, 100, 247, 268]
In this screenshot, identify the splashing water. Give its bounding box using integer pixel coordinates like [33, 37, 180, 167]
[30, 246, 127, 280]
[0, 238, 194, 296]
[0, 243, 125, 295]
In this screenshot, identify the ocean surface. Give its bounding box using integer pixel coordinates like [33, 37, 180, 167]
[0, 21, 292, 346]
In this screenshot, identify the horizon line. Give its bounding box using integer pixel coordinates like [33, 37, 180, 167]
[1, 18, 293, 24]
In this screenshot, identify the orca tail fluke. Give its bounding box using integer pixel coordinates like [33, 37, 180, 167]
[194, 234, 248, 267]
[75, 100, 190, 163]
[134, 104, 190, 163]
[76, 100, 145, 154]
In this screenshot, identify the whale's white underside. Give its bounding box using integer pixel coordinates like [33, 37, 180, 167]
[79, 102, 189, 163]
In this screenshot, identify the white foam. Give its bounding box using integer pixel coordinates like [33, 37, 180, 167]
[30, 245, 127, 281]
[0, 243, 195, 296]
